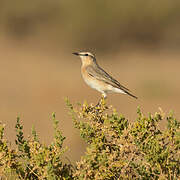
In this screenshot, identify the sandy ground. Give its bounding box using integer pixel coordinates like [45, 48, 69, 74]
[0, 38, 180, 162]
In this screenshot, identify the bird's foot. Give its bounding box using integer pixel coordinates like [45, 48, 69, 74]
[95, 95, 106, 108]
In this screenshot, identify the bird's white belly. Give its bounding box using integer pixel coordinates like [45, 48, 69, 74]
[83, 77, 104, 93]
[82, 75, 126, 95]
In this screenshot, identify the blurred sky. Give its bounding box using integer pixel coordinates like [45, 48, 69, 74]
[0, 0, 180, 162]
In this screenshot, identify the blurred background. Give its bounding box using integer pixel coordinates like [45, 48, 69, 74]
[0, 0, 180, 162]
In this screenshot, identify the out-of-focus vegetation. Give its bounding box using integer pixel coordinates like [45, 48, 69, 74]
[1, 100, 179, 179]
[0, 0, 180, 51]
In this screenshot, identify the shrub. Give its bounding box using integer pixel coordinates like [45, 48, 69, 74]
[0, 99, 179, 179]
[66, 98, 180, 180]
[0, 113, 73, 179]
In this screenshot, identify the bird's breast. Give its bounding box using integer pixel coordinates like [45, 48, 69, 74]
[81, 66, 94, 87]
[81, 66, 107, 93]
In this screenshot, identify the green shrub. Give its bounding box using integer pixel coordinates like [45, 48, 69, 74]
[0, 99, 179, 179]
[66, 98, 180, 180]
[0, 113, 73, 179]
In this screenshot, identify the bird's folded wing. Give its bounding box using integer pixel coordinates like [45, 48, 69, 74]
[86, 65, 130, 92]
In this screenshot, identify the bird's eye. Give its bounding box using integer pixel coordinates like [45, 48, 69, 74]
[85, 54, 88, 56]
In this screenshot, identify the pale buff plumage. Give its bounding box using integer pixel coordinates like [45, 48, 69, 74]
[73, 52, 137, 99]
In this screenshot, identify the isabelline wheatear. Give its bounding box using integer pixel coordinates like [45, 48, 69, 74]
[73, 52, 137, 99]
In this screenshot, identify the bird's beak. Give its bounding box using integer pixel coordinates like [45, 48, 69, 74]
[72, 52, 79, 56]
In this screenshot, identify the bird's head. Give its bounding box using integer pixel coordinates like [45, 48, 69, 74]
[73, 52, 96, 65]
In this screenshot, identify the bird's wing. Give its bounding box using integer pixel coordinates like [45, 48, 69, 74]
[86, 65, 138, 99]
[86, 65, 130, 92]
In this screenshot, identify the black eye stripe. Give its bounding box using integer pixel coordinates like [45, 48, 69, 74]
[80, 53, 94, 58]
[81, 54, 89, 56]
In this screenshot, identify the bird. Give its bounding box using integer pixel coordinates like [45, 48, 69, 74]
[73, 51, 137, 99]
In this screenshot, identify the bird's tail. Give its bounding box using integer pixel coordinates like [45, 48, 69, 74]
[124, 90, 138, 99]
[114, 87, 138, 99]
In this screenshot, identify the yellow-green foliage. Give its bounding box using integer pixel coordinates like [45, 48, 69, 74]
[0, 99, 180, 179]
[67, 98, 180, 180]
[0, 114, 73, 179]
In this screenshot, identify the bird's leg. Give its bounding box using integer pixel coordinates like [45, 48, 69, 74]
[95, 94, 107, 107]
[95, 99, 101, 107]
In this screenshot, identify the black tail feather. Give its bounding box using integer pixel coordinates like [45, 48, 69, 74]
[125, 90, 138, 99]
